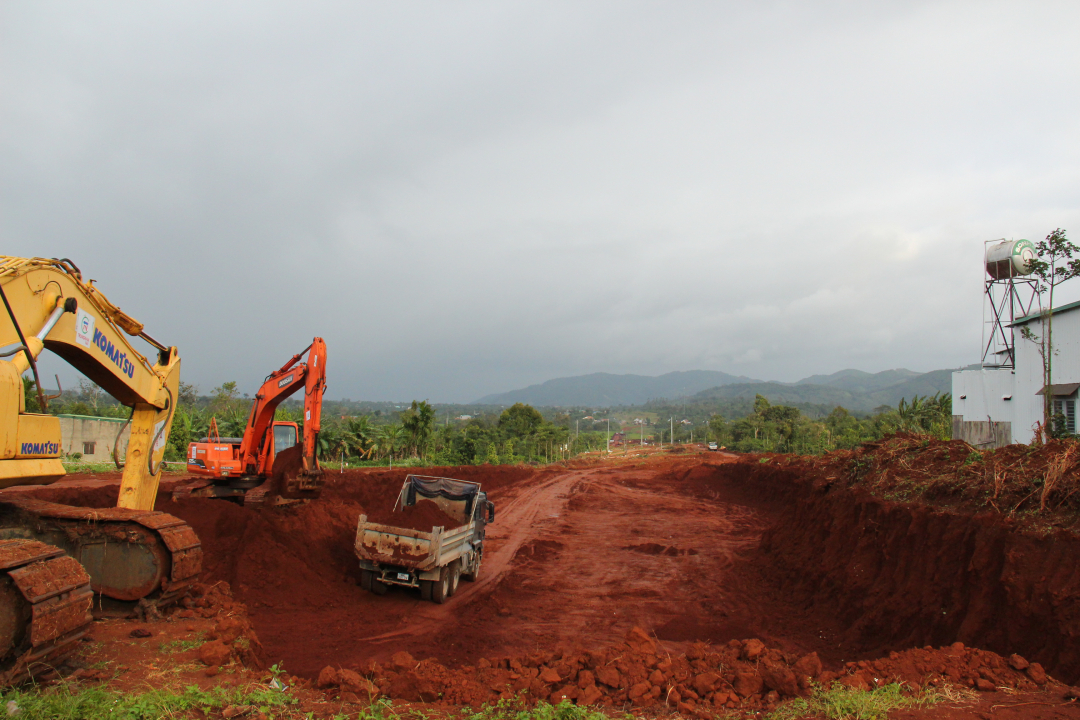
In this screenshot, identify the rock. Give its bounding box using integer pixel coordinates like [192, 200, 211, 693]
[129, 628, 152, 638]
[733, 671, 763, 698]
[649, 669, 665, 685]
[577, 670, 595, 689]
[339, 669, 377, 695]
[677, 701, 695, 715]
[838, 673, 871, 691]
[203, 666, 219, 678]
[761, 660, 799, 697]
[626, 627, 657, 655]
[947, 642, 965, 656]
[793, 652, 823, 681]
[222, 706, 252, 719]
[391, 651, 415, 670]
[741, 639, 766, 661]
[215, 617, 245, 644]
[975, 679, 995, 692]
[417, 682, 439, 703]
[477, 658, 491, 669]
[539, 668, 561, 684]
[317, 666, 339, 688]
[197, 640, 232, 667]
[341, 692, 359, 703]
[1026, 663, 1047, 686]
[596, 666, 620, 688]
[1063, 687, 1080, 701]
[579, 684, 603, 705]
[629, 682, 651, 700]
[692, 672, 719, 695]
[1008, 654, 1030, 671]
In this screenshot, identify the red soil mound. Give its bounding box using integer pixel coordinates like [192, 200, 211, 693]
[317, 627, 1054, 714]
[365, 499, 463, 532]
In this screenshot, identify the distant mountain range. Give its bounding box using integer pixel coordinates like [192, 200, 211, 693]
[474, 370, 758, 407]
[475, 367, 957, 413]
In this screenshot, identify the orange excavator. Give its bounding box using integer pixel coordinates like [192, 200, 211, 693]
[176, 339, 327, 505]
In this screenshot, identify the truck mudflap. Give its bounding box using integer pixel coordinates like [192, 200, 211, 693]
[0, 538, 93, 684]
[0, 497, 202, 606]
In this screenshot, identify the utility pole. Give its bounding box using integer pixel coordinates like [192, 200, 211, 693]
[606, 418, 610, 454]
[670, 417, 674, 446]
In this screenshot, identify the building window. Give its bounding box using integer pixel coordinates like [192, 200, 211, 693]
[1053, 399, 1076, 434]
[82, 441, 96, 455]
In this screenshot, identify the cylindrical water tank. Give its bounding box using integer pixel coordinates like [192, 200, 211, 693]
[986, 239, 1036, 279]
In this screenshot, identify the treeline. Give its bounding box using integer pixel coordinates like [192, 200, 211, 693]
[703, 392, 952, 454]
[27, 375, 953, 464]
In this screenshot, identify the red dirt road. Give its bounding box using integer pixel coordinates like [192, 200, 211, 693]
[8, 450, 1080, 719]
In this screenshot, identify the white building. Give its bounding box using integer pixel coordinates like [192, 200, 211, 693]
[56, 414, 131, 462]
[952, 300, 1080, 447]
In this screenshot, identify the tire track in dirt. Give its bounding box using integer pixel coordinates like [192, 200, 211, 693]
[358, 469, 593, 644]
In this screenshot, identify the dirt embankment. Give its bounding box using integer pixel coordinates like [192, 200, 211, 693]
[719, 456, 1080, 684]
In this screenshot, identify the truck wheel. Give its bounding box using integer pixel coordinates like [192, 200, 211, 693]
[420, 580, 433, 602]
[448, 562, 461, 597]
[359, 570, 374, 592]
[431, 567, 450, 604]
[463, 557, 481, 582]
[371, 578, 388, 596]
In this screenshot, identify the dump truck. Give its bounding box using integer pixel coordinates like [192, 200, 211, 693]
[354, 475, 494, 603]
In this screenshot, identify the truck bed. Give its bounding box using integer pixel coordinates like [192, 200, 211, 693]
[354, 515, 476, 573]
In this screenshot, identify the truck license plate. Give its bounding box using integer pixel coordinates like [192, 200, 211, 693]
[397, 573, 409, 581]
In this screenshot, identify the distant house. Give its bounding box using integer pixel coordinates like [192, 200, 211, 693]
[582, 416, 594, 420]
[680, 419, 692, 425]
[610, 432, 626, 446]
[456, 414, 473, 421]
[57, 414, 130, 462]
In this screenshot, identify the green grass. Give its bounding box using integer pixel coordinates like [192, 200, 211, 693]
[158, 635, 205, 654]
[0, 680, 296, 720]
[459, 698, 614, 720]
[766, 682, 950, 720]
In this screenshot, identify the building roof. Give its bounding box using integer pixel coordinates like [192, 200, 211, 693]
[1036, 383, 1080, 397]
[1009, 299, 1080, 327]
[55, 414, 129, 423]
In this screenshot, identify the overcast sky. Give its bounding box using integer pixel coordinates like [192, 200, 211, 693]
[3, 1, 1080, 403]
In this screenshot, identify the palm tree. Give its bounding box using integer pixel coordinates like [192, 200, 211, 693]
[378, 424, 404, 461]
[400, 400, 436, 459]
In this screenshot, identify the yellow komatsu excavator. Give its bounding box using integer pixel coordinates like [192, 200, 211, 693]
[0, 257, 202, 682]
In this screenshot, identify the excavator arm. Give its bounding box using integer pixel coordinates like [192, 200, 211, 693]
[238, 337, 326, 483]
[0, 257, 180, 510]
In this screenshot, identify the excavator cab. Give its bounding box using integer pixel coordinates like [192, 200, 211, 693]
[271, 422, 298, 459]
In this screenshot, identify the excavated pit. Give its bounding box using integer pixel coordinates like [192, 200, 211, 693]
[6, 453, 1078, 690]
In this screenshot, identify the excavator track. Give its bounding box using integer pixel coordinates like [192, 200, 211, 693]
[0, 538, 92, 684]
[0, 498, 202, 612]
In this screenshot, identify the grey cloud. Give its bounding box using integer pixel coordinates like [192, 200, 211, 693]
[3, 1, 1080, 402]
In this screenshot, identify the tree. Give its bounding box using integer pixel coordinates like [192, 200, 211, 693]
[1023, 229, 1080, 436]
[77, 378, 104, 411]
[22, 377, 41, 413]
[498, 403, 544, 437]
[707, 414, 726, 442]
[400, 400, 436, 458]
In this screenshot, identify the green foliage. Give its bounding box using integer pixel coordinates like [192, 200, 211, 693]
[21, 376, 41, 413]
[767, 681, 944, 720]
[461, 697, 611, 720]
[499, 403, 545, 437]
[0, 680, 295, 720]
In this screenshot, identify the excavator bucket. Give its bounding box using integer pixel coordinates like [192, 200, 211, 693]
[243, 445, 323, 505]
